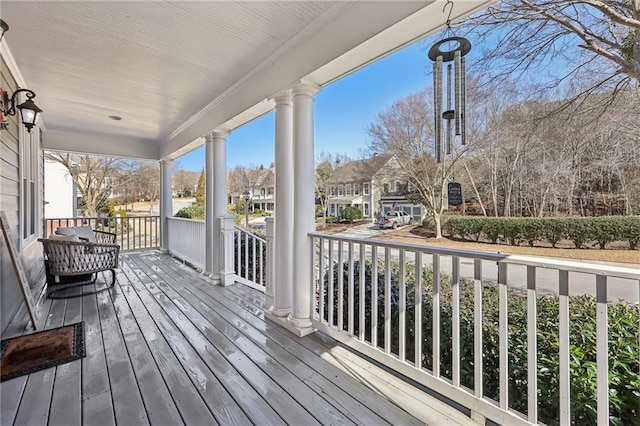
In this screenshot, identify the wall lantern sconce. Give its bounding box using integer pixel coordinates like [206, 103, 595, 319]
[1, 88, 43, 133]
[0, 19, 43, 133]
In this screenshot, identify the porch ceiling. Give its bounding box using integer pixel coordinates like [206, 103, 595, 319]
[1, 1, 492, 160]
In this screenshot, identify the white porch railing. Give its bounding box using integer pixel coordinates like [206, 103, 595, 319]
[232, 225, 266, 291]
[166, 217, 266, 292]
[167, 217, 206, 269]
[309, 232, 640, 426]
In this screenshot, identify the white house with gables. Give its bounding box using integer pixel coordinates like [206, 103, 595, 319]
[327, 154, 426, 222]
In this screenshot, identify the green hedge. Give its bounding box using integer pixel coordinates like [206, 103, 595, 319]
[322, 260, 639, 425]
[341, 206, 363, 222]
[174, 204, 205, 219]
[445, 216, 640, 249]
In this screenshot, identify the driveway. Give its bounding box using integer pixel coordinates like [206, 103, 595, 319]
[333, 222, 397, 238]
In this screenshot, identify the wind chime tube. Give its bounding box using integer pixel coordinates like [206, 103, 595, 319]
[446, 63, 453, 155]
[460, 55, 467, 145]
[454, 49, 462, 136]
[434, 56, 443, 163]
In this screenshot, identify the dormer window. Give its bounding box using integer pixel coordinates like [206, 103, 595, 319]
[345, 184, 352, 196]
[337, 185, 344, 196]
[354, 184, 360, 195]
[363, 183, 370, 195]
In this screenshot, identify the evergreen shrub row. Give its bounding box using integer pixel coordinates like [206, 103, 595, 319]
[445, 216, 640, 249]
[321, 260, 639, 425]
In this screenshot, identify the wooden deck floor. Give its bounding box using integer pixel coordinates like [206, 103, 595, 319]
[1, 251, 474, 426]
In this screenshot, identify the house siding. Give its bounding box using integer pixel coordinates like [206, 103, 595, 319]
[0, 55, 45, 334]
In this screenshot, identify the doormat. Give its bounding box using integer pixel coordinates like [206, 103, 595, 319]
[1, 322, 85, 382]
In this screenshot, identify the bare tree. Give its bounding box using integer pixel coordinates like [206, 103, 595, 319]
[45, 152, 123, 217]
[367, 90, 467, 238]
[173, 170, 199, 198]
[228, 165, 266, 211]
[130, 161, 160, 213]
[315, 152, 344, 227]
[460, 0, 640, 109]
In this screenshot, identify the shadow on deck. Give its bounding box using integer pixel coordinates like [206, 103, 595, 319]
[1, 251, 473, 425]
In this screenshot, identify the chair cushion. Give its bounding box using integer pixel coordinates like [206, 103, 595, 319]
[48, 233, 81, 242]
[55, 226, 97, 243]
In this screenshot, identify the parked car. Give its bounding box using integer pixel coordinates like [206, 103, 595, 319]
[377, 211, 412, 229]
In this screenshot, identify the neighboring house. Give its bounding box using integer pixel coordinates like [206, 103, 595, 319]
[44, 159, 78, 219]
[326, 154, 425, 222]
[249, 168, 275, 212]
[373, 156, 426, 222]
[229, 168, 275, 213]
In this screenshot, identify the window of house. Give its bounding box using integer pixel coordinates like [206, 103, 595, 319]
[363, 183, 370, 195]
[330, 186, 335, 196]
[337, 185, 344, 196]
[390, 180, 398, 192]
[364, 202, 370, 217]
[345, 184, 352, 196]
[20, 127, 39, 246]
[407, 181, 414, 192]
[354, 184, 360, 195]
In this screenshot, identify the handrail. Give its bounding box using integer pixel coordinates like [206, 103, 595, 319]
[308, 231, 640, 279]
[45, 216, 160, 251]
[310, 232, 640, 425]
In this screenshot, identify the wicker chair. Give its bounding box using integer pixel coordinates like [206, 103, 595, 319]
[39, 229, 120, 299]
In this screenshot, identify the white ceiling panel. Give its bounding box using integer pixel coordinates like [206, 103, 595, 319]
[0, 1, 493, 159]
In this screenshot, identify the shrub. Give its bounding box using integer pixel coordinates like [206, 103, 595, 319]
[591, 217, 619, 249]
[619, 216, 640, 249]
[442, 216, 637, 250]
[315, 205, 325, 217]
[501, 217, 524, 246]
[174, 204, 205, 219]
[482, 218, 502, 244]
[321, 259, 640, 425]
[341, 206, 362, 222]
[565, 218, 591, 249]
[542, 218, 567, 248]
[521, 218, 542, 247]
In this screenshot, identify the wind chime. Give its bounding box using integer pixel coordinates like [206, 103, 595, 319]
[428, 0, 471, 164]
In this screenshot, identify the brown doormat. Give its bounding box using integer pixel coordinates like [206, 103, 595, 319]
[1, 322, 85, 382]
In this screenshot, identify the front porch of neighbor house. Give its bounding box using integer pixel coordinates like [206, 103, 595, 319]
[1, 250, 472, 426]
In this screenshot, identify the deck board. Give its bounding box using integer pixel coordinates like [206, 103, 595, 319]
[1, 250, 473, 426]
[132, 253, 356, 426]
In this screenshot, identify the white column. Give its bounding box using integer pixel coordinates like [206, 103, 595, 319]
[270, 91, 293, 317]
[204, 134, 215, 276]
[159, 159, 174, 251]
[288, 82, 320, 337]
[212, 130, 229, 283]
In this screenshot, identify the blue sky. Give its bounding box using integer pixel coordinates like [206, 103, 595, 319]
[175, 41, 433, 172]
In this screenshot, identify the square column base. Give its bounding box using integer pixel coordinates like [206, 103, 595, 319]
[265, 312, 315, 337]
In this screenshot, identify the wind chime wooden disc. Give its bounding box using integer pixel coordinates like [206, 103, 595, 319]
[428, 36, 471, 62]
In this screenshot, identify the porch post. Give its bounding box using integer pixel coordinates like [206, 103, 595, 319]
[219, 214, 236, 286]
[204, 133, 215, 276]
[268, 90, 293, 318]
[159, 159, 174, 251]
[288, 81, 320, 337]
[212, 129, 229, 283]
